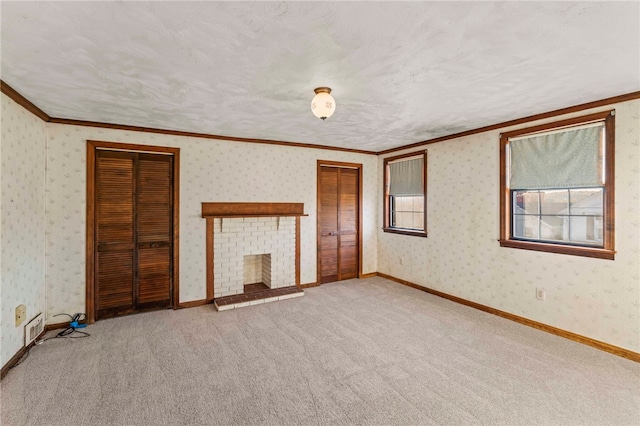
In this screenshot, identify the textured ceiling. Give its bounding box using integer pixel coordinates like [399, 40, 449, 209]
[2, 1, 639, 152]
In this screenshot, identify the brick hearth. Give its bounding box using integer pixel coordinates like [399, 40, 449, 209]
[214, 285, 304, 311]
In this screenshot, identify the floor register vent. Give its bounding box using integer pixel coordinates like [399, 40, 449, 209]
[25, 313, 45, 346]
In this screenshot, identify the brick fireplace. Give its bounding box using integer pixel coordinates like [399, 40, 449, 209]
[202, 203, 306, 310]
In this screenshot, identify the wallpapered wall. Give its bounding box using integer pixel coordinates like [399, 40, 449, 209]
[378, 99, 640, 352]
[2, 90, 638, 368]
[43, 123, 378, 323]
[1, 95, 47, 366]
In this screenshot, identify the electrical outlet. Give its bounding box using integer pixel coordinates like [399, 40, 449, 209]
[536, 288, 546, 301]
[15, 304, 26, 326]
[399, 257, 404, 265]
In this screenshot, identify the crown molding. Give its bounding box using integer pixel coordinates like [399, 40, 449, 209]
[48, 117, 376, 155]
[377, 91, 640, 155]
[3, 79, 638, 157]
[0, 80, 51, 121]
[0, 79, 375, 155]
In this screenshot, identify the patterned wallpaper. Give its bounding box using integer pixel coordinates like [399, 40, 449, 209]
[378, 99, 640, 352]
[3, 89, 637, 366]
[43, 125, 378, 325]
[1, 95, 47, 366]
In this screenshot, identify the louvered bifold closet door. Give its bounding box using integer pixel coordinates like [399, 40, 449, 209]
[318, 166, 359, 284]
[136, 154, 172, 309]
[95, 150, 173, 320]
[96, 151, 136, 318]
[338, 168, 358, 280]
[319, 167, 339, 283]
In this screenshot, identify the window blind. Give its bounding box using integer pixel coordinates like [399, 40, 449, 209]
[509, 124, 604, 190]
[389, 157, 423, 196]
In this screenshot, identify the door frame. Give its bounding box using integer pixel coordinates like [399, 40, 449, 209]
[86, 140, 180, 323]
[316, 160, 363, 285]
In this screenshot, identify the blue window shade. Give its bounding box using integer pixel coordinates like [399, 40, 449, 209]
[510, 124, 604, 190]
[389, 157, 423, 196]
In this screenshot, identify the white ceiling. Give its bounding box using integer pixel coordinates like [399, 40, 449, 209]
[2, 1, 639, 153]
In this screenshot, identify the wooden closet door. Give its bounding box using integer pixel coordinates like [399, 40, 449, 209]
[136, 154, 173, 309]
[319, 167, 339, 283]
[338, 169, 358, 280]
[95, 150, 173, 319]
[96, 151, 136, 318]
[318, 166, 359, 284]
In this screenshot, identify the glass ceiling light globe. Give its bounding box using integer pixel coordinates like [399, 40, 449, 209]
[311, 87, 335, 121]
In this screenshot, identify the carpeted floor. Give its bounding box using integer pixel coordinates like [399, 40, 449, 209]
[2, 277, 639, 425]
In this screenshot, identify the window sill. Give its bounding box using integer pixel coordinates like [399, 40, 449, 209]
[499, 239, 615, 260]
[383, 228, 428, 238]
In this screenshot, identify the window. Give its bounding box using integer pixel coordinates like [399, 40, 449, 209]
[500, 111, 615, 259]
[383, 151, 427, 237]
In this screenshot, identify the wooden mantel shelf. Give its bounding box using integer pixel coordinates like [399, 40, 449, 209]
[201, 202, 307, 218]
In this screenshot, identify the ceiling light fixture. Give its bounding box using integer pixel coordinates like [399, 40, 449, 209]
[311, 87, 335, 121]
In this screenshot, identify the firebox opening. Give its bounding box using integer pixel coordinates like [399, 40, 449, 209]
[244, 254, 272, 290]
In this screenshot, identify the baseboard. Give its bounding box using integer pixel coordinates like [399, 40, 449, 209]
[1, 340, 38, 380]
[45, 321, 71, 331]
[178, 299, 212, 308]
[1, 320, 67, 379]
[377, 272, 640, 363]
[301, 275, 377, 287]
[301, 275, 378, 287]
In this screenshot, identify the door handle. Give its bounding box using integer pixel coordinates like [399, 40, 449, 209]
[139, 241, 168, 249]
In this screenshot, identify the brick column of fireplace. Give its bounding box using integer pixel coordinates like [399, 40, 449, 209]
[213, 216, 296, 297]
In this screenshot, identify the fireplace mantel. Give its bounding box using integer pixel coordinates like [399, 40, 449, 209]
[201, 202, 307, 218]
[202, 202, 305, 304]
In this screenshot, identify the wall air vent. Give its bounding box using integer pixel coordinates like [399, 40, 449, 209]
[24, 313, 45, 346]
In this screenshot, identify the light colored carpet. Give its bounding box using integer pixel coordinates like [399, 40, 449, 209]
[2, 277, 639, 425]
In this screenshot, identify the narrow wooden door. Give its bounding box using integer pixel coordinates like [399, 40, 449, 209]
[95, 150, 173, 319]
[318, 166, 359, 284]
